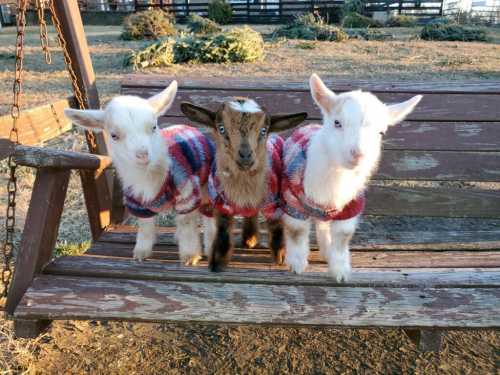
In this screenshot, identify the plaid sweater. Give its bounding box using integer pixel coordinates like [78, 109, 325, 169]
[281, 125, 365, 221]
[208, 134, 284, 220]
[124, 125, 215, 218]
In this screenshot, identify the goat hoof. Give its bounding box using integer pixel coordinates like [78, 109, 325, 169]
[285, 255, 308, 274]
[243, 235, 259, 249]
[330, 262, 352, 283]
[133, 247, 152, 262]
[183, 254, 202, 266]
[272, 248, 286, 265]
[209, 260, 224, 273]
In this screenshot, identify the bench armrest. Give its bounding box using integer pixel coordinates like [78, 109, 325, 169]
[14, 145, 112, 170]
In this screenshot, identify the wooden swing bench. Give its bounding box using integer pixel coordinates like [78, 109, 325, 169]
[4, 75, 500, 352]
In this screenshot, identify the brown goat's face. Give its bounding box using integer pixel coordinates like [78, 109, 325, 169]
[216, 100, 269, 172]
[181, 98, 308, 173]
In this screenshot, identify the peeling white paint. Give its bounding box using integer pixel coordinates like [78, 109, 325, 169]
[456, 123, 482, 138]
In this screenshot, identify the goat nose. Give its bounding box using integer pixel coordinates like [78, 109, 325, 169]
[238, 149, 252, 161]
[136, 150, 149, 161]
[350, 149, 363, 161]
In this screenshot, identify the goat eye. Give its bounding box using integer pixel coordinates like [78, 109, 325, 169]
[218, 125, 225, 134]
[334, 120, 342, 128]
[379, 131, 385, 137]
[110, 133, 119, 141]
[152, 125, 157, 131]
[260, 127, 267, 137]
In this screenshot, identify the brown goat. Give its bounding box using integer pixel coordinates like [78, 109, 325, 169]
[181, 98, 307, 271]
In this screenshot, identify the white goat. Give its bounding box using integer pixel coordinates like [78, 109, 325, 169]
[281, 74, 422, 281]
[64, 81, 216, 264]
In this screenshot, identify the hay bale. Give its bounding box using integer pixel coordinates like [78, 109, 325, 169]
[274, 14, 349, 42]
[125, 26, 264, 68]
[122, 9, 176, 40]
[420, 24, 488, 42]
[188, 14, 222, 35]
[342, 12, 383, 28]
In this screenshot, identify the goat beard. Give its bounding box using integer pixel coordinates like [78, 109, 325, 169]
[217, 159, 267, 208]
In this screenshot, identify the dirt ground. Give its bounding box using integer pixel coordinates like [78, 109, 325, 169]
[0, 25, 499, 374]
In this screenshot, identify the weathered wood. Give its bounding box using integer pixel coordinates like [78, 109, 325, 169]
[0, 99, 74, 146]
[100, 224, 500, 251]
[85, 242, 500, 268]
[122, 75, 500, 94]
[13, 145, 112, 170]
[122, 87, 500, 122]
[5, 168, 70, 317]
[80, 167, 113, 241]
[45, 256, 500, 288]
[110, 172, 126, 224]
[13, 319, 51, 339]
[0, 138, 15, 161]
[14, 275, 500, 328]
[52, 0, 113, 235]
[158, 117, 500, 152]
[366, 186, 500, 218]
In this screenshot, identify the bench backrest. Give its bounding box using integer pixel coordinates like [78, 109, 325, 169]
[121, 76, 500, 219]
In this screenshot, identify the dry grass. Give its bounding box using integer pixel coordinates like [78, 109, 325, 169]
[0, 24, 499, 374]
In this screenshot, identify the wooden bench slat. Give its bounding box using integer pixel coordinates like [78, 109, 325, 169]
[15, 275, 500, 328]
[100, 224, 500, 251]
[122, 75, 500, 94]
[85, 242, 500, 268]
[0, 98, 74, 146]
[366, 186, 500, 218]
[45, 256, 500, 288]
[121, 87, 500, 122]
[158, 118, 500, 152]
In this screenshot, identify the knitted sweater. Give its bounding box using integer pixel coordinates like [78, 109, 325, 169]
[124, 125, 215, 218]
[208, 134, 284, 220]
[281, 125, 365, 221]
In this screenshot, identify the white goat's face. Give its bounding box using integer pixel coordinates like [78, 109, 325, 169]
[64, 81, 178, 169]
[310, 74, 422, 170]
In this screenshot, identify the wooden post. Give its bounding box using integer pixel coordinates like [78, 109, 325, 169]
[246, 0, 250, 23]
[185, 0, 189, 17]
[51, 0, 117, 227]
[404, 329, 443, 353]
[279, 0, 283, 23]
[5, 168, 70, 336]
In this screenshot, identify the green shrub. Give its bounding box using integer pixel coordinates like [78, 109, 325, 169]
[420, 23, 488, 41]
[208, 0, 233, 24]
[126, 26, 264, 68]
[342, 0, 365, 16]
[273, 14, 349, 42]
[343, 12, 383, 28]
[188, 14, 222, 34]
[386, 15, 418, 27]
[122, 9, 176, 40]
[427, 17, 452, 25]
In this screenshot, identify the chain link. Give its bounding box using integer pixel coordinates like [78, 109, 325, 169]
[36, 0, 52, 64]
[48, 0, 97, 152]
[1, 0, 28, 302]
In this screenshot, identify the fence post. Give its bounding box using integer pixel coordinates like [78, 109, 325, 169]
[185, 0, 189, 17]
[439, 0, 444, 16]
[398, 0, 403, 14]
[246, 0, 250, 22]
[160, 0, 164, 9]
[279, 0, 283, 23]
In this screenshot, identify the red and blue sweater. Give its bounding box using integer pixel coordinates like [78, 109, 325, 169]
[208, 134, 284, 220]
[124, 125, 215, 218]
[281, 125, 365, 221]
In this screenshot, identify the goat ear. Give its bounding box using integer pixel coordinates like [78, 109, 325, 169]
[310, 73, 335, 113]
[269, 112, 308, 132]
[148, 80, 178, 116]
[180, 102, 216, 128]
[64, 108, 105, 131]
[387, 95, 422, 126]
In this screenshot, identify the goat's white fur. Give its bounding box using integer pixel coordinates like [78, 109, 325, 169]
[64, 81, 215, 263]
[284, 74, 422, 281]
[229, 99, 262, 113]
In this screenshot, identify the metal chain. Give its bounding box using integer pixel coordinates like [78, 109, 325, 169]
[1, 0, 28, 301]
[36, 0, 52, 64]
[48, 0, 97, 153]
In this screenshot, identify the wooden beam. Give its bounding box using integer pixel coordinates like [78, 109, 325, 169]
[13, 145, 112, 170]
[50, 0, 115, 224]
[5, 168, 70, 324]
[13, 319, 51, 339]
